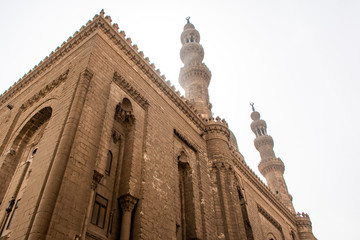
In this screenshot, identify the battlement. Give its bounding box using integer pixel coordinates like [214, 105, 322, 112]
[204, 116, 228, 126]
[295, 212, 312, 227]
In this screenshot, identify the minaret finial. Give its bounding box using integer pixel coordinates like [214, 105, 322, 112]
[186, 16, 190, 23]
[250, 102, 255, 112]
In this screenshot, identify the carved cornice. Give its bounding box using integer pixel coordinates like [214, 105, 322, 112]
[257, 204, 285, 240]
[174, 129, 199, 152]
[0, 12, 206, 132]
[9, 69, 67, 111]
[119, 193, 138, 212]
[113, 72, 149, 110]
[258, 157, 285, 175]
[179, 62, 211, 88]
[230, 151, 297, 225]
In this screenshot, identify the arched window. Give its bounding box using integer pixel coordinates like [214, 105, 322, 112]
[31, 148, 38, 156]
[105, 151, 112, 175]
[177, 151, 196, 239]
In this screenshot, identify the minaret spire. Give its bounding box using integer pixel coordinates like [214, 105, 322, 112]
[179, 18, 212, 118]
[250, 105, 295, 213]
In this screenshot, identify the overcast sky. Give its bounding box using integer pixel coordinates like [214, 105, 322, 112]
[1, 1, 359, 239]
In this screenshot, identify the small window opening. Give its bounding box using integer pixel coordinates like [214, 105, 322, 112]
[276, 191, 279, 194]
[91, 194, 108, 229]
[257, 129, 262, 136]
[6, 199, 21, 230]
[32, 148, 38, 156]
[105, 151, 113, 175]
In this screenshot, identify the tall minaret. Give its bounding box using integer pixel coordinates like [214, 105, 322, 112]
[250, 103, 295, 213]
[179, 17, 212, 118]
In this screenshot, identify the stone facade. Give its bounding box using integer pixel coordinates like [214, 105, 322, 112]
[0, 10, 316, 240]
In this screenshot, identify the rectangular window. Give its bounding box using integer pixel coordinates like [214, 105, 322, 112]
[7, 199, 21, 230]
[91, 194, 108, 229]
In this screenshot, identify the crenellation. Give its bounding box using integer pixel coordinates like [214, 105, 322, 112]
[0, 12, 315, 240]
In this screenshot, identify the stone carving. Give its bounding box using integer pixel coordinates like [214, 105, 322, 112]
[111, 129, 121, 144]
[119, 194, 138, 212]
[91, 170, 104, 190]
[257, 204, 285, 240]
[174, 129, 198, 151]
[18, 69, 69, 110]
[113, 72, 149, 110]
[114, 103, 135, 123]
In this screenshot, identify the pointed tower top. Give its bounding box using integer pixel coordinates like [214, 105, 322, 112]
[250, 106, 295, 213]
[179, 18, 212, 118]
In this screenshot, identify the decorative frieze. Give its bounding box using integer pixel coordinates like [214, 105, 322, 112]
[20, 69, 69, 111]
[258, 157, 285, 175]
[257, 204, 285, 240]
[231, 153, 297, 225]
[174, 129, 199, 152]
[113, 72, 149, 110]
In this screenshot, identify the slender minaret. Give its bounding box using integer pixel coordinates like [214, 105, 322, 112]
[250, 103, 295, 213]
[179, 17, 212, 118]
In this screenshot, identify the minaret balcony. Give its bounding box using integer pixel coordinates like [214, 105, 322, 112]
[258, 157, 285, 175]
[179, 63, 211, 88]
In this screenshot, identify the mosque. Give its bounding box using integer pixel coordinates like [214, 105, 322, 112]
[0, 10, 315, 240]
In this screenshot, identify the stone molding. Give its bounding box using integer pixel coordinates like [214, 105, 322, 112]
[18, 69, 69, 111]
[204, 117, 230, 140]
[174, 129, 199, 152]
[119, 194, 138, 212]
[258, 157, 285, 175]
[179, 62, 211, 88]
[0, 11, 206, 131]
[257, 204, 285, 240]
[230, 153, 297, 225]
[91, 170, 104, 190]
[113, 72, 149, 110]
[85, 231, 103, 240]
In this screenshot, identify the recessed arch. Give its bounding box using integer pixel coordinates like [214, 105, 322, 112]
[0, 107, 52, 203]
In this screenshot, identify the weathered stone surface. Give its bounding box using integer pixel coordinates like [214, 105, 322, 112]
[0, 11, 315, 240]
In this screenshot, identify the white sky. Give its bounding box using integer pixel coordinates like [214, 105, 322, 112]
[1, 1, 359, 239]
